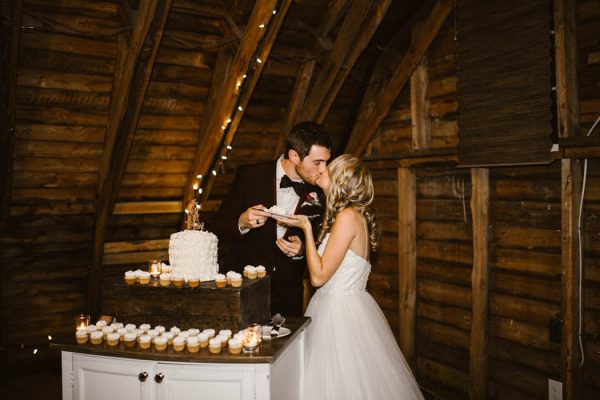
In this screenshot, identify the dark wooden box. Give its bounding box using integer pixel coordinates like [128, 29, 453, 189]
[104, 277, 270, 331]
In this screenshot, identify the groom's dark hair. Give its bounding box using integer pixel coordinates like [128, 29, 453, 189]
[284, 121, 332, 160]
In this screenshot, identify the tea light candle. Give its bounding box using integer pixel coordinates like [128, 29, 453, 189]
[149, 260, 162, 279]
[75, 314, 90, 331]
[242, 324, 262, 353]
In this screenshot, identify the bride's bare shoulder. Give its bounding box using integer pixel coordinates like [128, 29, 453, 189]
[335, 207, 363, 225]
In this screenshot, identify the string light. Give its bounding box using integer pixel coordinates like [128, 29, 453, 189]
[33, 348, 38, 355]
[191, 3, 281, 207]
[47, 335, 52, 341]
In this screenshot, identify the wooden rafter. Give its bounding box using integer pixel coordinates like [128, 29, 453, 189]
[344, 0, 453, 156]
[274, 60, 316, 157]
[299, 0, 392, 123]
[0, 0, 23, 217]
[182, 0, 292, 209]
[87, 0, 173, 315]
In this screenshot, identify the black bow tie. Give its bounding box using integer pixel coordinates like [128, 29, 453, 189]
[279, 175, 307, 197]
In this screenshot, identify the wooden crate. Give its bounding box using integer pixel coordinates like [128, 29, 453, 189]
[104, 278, 270, 331]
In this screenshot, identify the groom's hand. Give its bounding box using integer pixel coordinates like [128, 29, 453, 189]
[276, 235, 303, 258]
[239, 204, 269, 230]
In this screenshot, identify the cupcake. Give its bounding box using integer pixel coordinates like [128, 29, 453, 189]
[172, 336, 185, 352]
[138, 271, 151, 285]
[125, 323, 136, 332]
[85, 325, 98, 334]
[164, 332, 175, 345]
[256, 265, 266, 278]
[124, 332, 137, 347]
[159, 273, 171, 287]
[161, 263, 172, 273]
[139, 323, 151, 333]
[243, 265, 253, 278]
[106, 332, 120, 347]
[216, 334, 229, 348]
[138, 334, 151, 350]
[233, 332, 244, 342]
[124, 270, 137, 284]
[187, 328, 200, 336]
[170, 326, 181, 335]
[208, 338, 222, 354]
[186, 336, 200, 353]
[202, 328, 216, 339]
[226, 271, 236, 285]
[95, 320, 107, 329]
[154, 336, 168, 351]
[215, 274, 227, 288]
[147, 329, 159, 339]
[111, 322, 124, 330]
[102, 326, 115, 340]
[155, 325, 166, 335]
[90, 331, 103, 345]
[219, 329, 232, 341]
[117, 327, 128, 341]
[187, 274, 200, 288]
[245, 266, 257, 280]
[178, 331, 190, 340]
[172, 273, 185, 288]
[75, 330, 88, 344]
[228, 338, 242, 355]
[198, 332, 209, 348]
[133, 328, 144, 338]
[230, 272, 243, 288]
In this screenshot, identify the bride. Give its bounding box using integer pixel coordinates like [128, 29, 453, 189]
[275, 154, 423, 400]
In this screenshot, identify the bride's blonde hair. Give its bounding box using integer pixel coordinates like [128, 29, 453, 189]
[318, 154, 378, 251]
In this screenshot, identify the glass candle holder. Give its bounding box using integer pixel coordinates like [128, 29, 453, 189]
[75, 314, 90, 331]
[242, 323, 262, 353]
[149, 260, 162, 279]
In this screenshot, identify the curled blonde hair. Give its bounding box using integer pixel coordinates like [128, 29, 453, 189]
[317, 154, 378, 251]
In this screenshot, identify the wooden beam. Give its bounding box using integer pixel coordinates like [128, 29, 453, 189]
[345, 0, 453, 156]
[183, 0, 292, 209]
[410, 23, 431, 150]
[0, 0, 22, 217]
[317, 0, 351, 38]
[88, 0, 173, 316]
[555, 0, 582, 398]
[470, 168, 489, 400]
[299, 0, 392, 123]
[113, 200, 220, 215]
[398, 167, 417, 367]
[274, 60, 316, 157]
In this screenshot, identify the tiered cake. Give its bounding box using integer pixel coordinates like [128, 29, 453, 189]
[168, 230, 219, 281]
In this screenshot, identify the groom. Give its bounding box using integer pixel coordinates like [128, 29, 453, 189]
[212, 121, 332, 317]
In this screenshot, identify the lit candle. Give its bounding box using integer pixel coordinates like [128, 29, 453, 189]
[242, 324, 262, 353]
[149, 260, 162, 279]
[75, 314, 90, 331]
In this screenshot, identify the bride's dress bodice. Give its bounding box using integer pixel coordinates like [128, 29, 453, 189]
[317, 234, 371, 294]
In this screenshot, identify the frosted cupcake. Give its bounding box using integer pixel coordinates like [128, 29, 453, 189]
[85, 325, 98, 334]
[226, 271, 236, 285]
[187, 328, 200, 336]
[125, 323, 136, 332]
[159, 273, 171, 287]
[147, 329, 158, 339]
[139, 323, 151, 333]
[216, 334, 229, 348]
[124, 270, 137, 284]
[161, 263, 172, 273]
[243, 265, 253, 278]
[164, 332, 175, 345]
[202, 328, 216, 339]
[172, 336, 185, 352]
[256, 265, 266, 278]
[170, 326, 181, 335]
[102, 326, 115, 340]
[138, 271, 151, 285]
[133, 328, 144, 338]
[172, 273, 184, 288]
[75, 330, 88, 344]
[186, 336, 200, 353]
[111, 322, 124, 330]
[124, 332, 137, 347]
[219, 330, 232, 341]
[154, 336, 168, 351]
[245, 266, 257, 280]
[106, 332, 120, 347]
[233, 332, 244, 342]
[154, 325, 166, 335]
[138, 334, 151, 350]
[230, 272, 243, 288]
[198, 332, 209, 348]
[208, 338, 222, 354]
[228, 338, 242, 355]
[187, 274, 200, 288]
[117, 327, 128, 341]
[90, 331, 103, 345]
[215, 274, 227, 288]
[96, 320, 107, 329]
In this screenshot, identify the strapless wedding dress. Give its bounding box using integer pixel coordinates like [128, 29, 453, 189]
[302, 234, 424, 400]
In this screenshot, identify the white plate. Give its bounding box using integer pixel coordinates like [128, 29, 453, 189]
[262, 326, 291, 339]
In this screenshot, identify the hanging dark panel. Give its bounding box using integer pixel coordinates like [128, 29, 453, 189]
[457, 0, 554, 166]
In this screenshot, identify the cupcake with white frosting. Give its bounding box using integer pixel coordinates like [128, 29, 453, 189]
[139, 323, 151, 333]
[164, 332, 175, 345]
[208, 338, 222, 354]
[245, 266, 257, 280]
[159, 273, 171, 287]
[187, 328, 200, 336]
[86, 325, 98, 334]
[198, 332, 209, 348]
[124, 332, 136, 347]
[96, 320, 107, 329]
[215, 273, 227, 288]
[106, 332, 120, 346]
[216, 334, 229, 348]
[138, 271, 151, 285]
[228, 338, 242, 354]
[124, 270, 137, 284]
[230, 272, 243, 288]
[90, 331, 103, 345]
[125, 323, 136, 332]
[75, 330, 88, 344]
[170, 326, 181, 335]
[172, 336, 185, 352]
[138, 334, 151, 350]
[187, 274, 200, 288]
[102, 326, 115, 340]
[202, 328, 216, 339]
[154, 335, 168, 351]
[186, 336, 200, 353]
[256, 265, 266, 278]
[154, 325, 166, 335]
[117, 327, 128, 341]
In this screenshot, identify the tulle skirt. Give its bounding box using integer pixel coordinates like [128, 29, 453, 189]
[302, 289, 424, 400]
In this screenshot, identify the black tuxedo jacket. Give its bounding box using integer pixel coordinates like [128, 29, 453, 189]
[211, 160, 324, 317]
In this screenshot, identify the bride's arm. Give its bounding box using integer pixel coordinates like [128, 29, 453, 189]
[285, 209, 357, 287]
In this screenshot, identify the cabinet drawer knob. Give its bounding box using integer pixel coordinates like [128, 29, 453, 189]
[154, 372, 164, 383]
[138, 372, 148, 382]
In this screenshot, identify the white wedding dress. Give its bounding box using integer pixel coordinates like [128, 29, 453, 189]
[302, 234, 424, 400]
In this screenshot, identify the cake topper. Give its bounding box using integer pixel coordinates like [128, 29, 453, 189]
[184, 199, 204, 230]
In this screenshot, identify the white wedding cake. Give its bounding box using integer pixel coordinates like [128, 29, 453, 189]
[168, 230, 219, 281]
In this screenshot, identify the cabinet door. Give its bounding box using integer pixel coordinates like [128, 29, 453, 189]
[73, 354, 155, 400]
[155, 363, 256, 400]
